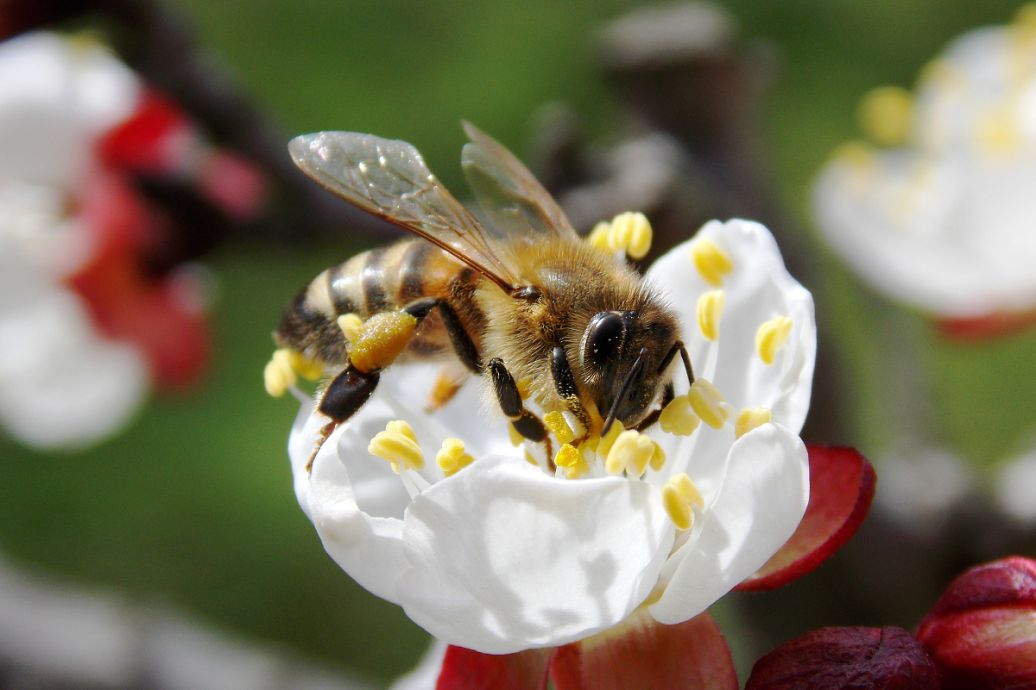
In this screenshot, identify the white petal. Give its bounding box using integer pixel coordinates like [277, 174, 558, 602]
[387, 639, 447, 690]
[396, 455, 675, 654]
[0, 290, 147, 449]
[0, 32, 138, 187]
[648, 423, 808, 624]
[647, 219, 816, 434]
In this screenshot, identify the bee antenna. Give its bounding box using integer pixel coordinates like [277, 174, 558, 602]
[602, 348, 647, 437]
[305, 420, 338, 473]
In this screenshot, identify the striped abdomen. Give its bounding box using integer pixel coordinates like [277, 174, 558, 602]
[275, 239, 484, 366]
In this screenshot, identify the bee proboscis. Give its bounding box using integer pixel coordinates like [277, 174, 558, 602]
[276, 122, 693, 469]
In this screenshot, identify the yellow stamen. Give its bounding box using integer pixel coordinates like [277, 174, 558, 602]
[436, 437, 474, 477]
[858, 86, 914, 147]
[609, 211, 652, 259]
[735, 407, 773, 439]
[696, 289, 725, 341]
[588, 221, 613, 253]
[288, 350, 324, 381]
[426, 371, 464, 410]
[663, 472, 704, 530]
[348, 311, 418, 372]
[263, 348, 297, 397]
[555, 443, 589, 479]
[544, 410, 575, 445]
[596, 420, 624, 458]
[976, 106, 1021, 157]
[649, 442, 666, 471]
[688, 379, 730, 429]
[337, 313, 364, 344]
[369, 420, 424, 474]
[689, 238, 733, 287]
[508, 424, 525, 447]
[756, 316, 793, 365]
[605, 430, 655, 477]
[658, 395, 700, 436]
[524, 449, 540, 466]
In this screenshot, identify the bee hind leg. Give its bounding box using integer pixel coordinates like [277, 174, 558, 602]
[306, 367, 381, 472]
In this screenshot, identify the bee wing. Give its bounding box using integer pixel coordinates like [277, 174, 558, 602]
[460, 121, 580, 244]
[289, 131, 520, 292]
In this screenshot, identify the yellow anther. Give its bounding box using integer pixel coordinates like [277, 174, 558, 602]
[696, 289, 725, 341]
[688, 379, 731, 429]
[596, 420, 624, 458]
[649, 442, 666, 471]
[348, 310, 418, 372]
[436, 437, 474, 477]
[605, 429, 655, 477]
[735, 407, 773, 439]
[263, 348, 297, 397]
[337, 313, 364, 343]
[858, 86, 914, 147]
[588, 221, 613, 253]
[663, 472, 704, 531]
[659, 395, 700, 436]
[833, 141, 875, 170]
[689, 238, 733, 287]
[1015, 3, 1036, 30]
[524, 449, 539, 466]
[544, 410, 575, 445]
[368, 420, 424, 474]
[555, 443, 589, 479]
[508, 424, 525, 447]
[287, 350, 324, 381]
[609, 211, 652, 259]
[756, 316, 793, 365]
[976, 107, 1022, 157]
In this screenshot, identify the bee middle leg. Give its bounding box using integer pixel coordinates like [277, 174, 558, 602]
[487, 358, 554, 465]
[550, 345, 593, 439]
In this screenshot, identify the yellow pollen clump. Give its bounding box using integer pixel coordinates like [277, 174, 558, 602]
[436, 437, 474, 477]
[735, 407, 773, 439]
[689, 238, 733, 287]
[544, 410, 575, 445]
[688, 379, 731, 429]
[337, 313, 364, 343]
[658, 395, 700, 436]
[555, 443, 589, 479]
[605, 430, 656, 477]
[368, 420, 424, 474]
[857, 86, 914, 147]
[348, 310, 418, 372]
[587, 221, 613, 253]
[696, 289, 725, 341]
[263, 348, 296, 397]
[756, 316, 793, 365]
[662, 473, 705, 531]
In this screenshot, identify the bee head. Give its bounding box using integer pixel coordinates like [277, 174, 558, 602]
[580, 309, 677, 429]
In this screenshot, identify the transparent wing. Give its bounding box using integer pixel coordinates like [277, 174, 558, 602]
[289, 131, 520, 291]
[460, 121, 580, 244]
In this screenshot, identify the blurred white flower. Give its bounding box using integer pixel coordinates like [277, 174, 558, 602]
[814, 7, 1036, 323]
[0, 32, 147, 450]
[288, 219, 815, 653]
[994, 439, 1036, 524]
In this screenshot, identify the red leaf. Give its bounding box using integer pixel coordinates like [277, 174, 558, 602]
[436, 646, 551, 690]
[746, 626, 939, 690]
[550, 611, 737, 690]
[938, 308, 1036, 341]
[916, 557, 1036, 689]
[737, 446, 875, 591]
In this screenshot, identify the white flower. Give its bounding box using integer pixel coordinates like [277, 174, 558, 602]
[0, 32, 147, 449]
[288, 219, 814, 654]
[813, 8, 1036, 318]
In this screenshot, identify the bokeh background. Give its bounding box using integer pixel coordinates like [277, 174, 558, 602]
[2, 0, 1035, 686]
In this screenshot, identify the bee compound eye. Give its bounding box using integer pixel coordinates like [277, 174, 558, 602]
[584, 311, 626, 369]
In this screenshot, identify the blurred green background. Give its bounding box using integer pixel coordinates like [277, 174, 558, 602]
[3, 0, 1036, 685]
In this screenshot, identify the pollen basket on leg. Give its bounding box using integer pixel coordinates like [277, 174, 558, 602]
[348, 311, 418, 372]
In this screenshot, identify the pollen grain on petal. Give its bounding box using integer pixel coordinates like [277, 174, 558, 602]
[696, 289, 725, 341]
[369, 419, 424, 474]
[756, 315, 793, 365]
[658, 395, 700, 436]
[735, 407, 772, 439]
[555, 443, 588, 479]
[688, 379, 731, 429]
[689, 238, 733, 287]
[436, 437, 474, 477]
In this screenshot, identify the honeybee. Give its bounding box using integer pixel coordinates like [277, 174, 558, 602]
[277, 122, 693, 468]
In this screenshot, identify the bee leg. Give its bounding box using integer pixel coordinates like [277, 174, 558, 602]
[635, 381, 675, 432]
[306, 366, 381, 472]
[658, 340, 695, 387]
[550, 345, 593, 440]
[487, 358, 554, 466]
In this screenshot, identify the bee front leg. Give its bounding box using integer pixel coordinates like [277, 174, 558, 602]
[635, 381, 674, 432]
[487, 358, 554, 466]
[550, 345, 593, 440]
